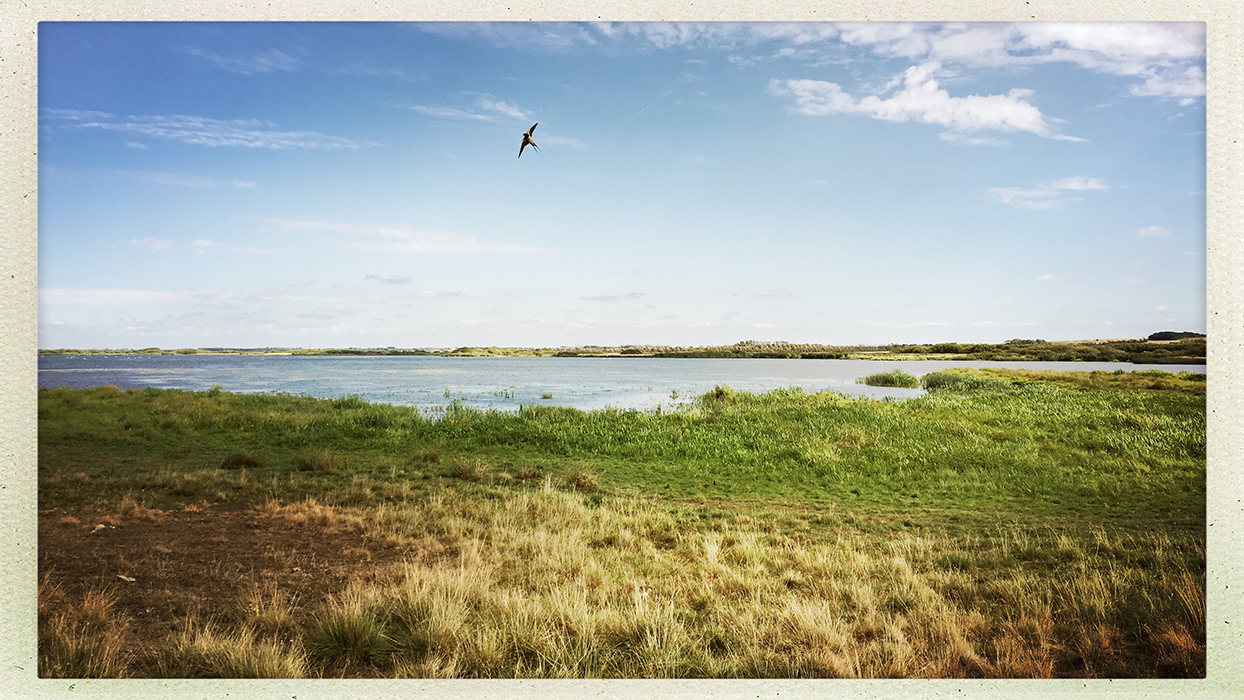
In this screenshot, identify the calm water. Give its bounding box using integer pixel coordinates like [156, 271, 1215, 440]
[37, 355, 1207, 413]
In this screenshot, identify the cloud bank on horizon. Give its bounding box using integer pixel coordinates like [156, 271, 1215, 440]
[38, 21, 1205, 348]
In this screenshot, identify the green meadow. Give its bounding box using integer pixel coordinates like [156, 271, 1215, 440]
[37, 368, 1205, 678]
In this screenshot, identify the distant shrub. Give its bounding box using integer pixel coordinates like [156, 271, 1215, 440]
[1148, 331, 1205, 341]
[857, 370, 920, 388]
[929, 343, 963, 354]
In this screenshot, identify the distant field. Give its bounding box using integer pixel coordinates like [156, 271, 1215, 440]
[37, 369, 1205, 678]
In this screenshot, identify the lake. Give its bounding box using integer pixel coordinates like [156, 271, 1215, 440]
[37, 355, 1208, 414]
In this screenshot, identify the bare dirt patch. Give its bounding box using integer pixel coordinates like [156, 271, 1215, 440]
[39, 504, 412, 647]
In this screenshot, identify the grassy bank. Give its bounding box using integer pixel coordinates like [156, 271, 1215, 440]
[37, 369, 1205, 678]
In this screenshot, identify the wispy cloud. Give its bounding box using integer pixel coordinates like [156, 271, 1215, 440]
[265, 218, 554, 255]
[1137, 225, 1170, 238]
[183, 47, 305, 74]
[986, 175, 1109, 209]
[405, 95, 533, 122]
[497, 22, 1203, 104]
[1035, 273, 1056, 281]
[477, 97, 529, 120]
[44, 109, 370, 150]
[328, 63, 416, 81]
[232, 180, 257, 188]
[366, 274, 414, 285]
[770, 62, 1083, 142]
[406, 105, 493, 121]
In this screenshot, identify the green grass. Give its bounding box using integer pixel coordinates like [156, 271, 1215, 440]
[37, 370, 1206, 678]
[37, 371, 1206, 525]
[858, 370, 920, 388]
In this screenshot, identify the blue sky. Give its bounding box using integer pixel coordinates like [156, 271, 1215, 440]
[37, 22, 1206, 349]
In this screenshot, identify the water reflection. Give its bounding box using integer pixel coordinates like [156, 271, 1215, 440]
[38, 355, 1205, 414]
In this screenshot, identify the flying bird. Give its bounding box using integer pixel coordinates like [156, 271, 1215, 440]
[519, 123, 539, 158]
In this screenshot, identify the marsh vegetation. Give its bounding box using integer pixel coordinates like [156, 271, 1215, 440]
[38, 368, 1205, 678]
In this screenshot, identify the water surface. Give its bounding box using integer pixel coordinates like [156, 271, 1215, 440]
[38, 355, 1206, 413]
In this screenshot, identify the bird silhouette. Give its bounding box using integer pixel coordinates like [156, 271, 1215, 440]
[519, 123, 539, 158]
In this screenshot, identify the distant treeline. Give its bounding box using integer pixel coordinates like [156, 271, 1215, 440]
[883, 338, 1206, 364]
[38, 332, 1206, 364]
[551, 337, 1206, 364]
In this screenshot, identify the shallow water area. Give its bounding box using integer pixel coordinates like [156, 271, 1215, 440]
[38, 355, 1206, 414]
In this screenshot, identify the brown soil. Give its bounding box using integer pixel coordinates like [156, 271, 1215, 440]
[38, 504, 412, 649]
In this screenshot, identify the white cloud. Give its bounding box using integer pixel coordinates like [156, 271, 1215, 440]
[1137, 225, 1170, 238]
[1130, 65, 1205, 103]
[986, 175, 1109, 209]
[126, 141, 147, 149]
[232, 180, 257, 188]
[421, 23, 1203, 106]
[769, 62, 1083, 142]
[129, 237, 175, 251]
[836, 22, 1205, 101]
[265, 218, 554, 255]
[579, 22, 1206, 106]
[46, 111, 370, 150]
[183, 47, 305, 74]
[1035, 273, 1056, 281]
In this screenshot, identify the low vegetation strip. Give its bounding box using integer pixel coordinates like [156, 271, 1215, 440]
[37, 369, 1205, 678]
[37, 333, 1206, 364]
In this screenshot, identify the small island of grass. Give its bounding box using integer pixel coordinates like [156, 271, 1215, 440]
[857, 370, 920, 388]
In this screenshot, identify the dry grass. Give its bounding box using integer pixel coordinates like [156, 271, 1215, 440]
[38, 581, 131, 678]
[150, 621, 306, 678]
[39, 485, 1205, 678]
[229, 488, 1205, 678]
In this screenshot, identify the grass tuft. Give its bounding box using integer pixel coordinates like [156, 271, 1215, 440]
[297, 448, 348, 473]
[857, 370, 920, 388]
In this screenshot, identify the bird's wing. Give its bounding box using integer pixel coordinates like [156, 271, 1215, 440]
[519, 140, 527, 158]
[529, 123, 538, 135]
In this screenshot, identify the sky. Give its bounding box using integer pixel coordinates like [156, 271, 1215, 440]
[37, 21, 1207, 349]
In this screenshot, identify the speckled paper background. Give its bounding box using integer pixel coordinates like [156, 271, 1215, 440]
[2, 3, 1239, 699]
